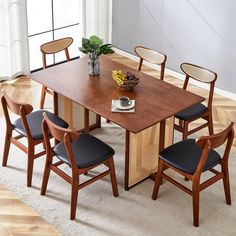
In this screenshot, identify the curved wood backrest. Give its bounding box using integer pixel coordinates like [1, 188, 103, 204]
[42, 113, 78, 142]
[40, 37, 73, 55]
[134, 46, 167, 80]
[40, 37, 73, 69]
[181, 63, 217, 83]
[134, 46, 167, 65]
[42, 113, 79, 170]
[196, 122, 234, 149]
[1, 92, 34, 139]
[194, 122, 234, 176]
[1, 92, 33, 116]
[180, 63, 217, 109]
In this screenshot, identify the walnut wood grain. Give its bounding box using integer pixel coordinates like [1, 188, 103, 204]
[30, 56, 204, 134]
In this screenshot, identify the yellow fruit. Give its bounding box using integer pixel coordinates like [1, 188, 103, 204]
[112, 70, 127, 86]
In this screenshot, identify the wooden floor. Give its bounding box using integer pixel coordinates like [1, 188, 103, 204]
[0, 184, 61, 236]
[0, 52, 235, 234]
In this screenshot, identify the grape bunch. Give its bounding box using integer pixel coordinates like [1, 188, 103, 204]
[126, 72, 139, 81]
[112, 70, 140, 89]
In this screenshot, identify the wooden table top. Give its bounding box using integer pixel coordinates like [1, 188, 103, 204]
[30, 56, 204, 133]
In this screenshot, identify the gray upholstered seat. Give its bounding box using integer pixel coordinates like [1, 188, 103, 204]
[175, 103, 207, 121]
[13, 110, 69, 140]
[54, 134, 115, 168]
[159, 139, 221, 174]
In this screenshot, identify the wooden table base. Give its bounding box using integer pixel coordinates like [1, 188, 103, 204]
[125, 117, 174, 189]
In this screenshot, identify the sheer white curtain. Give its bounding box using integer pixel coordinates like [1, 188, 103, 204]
[81, 0, 113, 43]
[0, 0, 29, 81]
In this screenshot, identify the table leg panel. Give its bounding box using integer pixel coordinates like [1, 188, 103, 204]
[128, 117, 174, 187]
[58, 95, 97, 130]
[165, 116, 174, 147]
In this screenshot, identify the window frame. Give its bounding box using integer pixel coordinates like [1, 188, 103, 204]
[27, 0, 81, 72]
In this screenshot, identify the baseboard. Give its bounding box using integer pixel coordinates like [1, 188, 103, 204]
[114, 48, 236, 101]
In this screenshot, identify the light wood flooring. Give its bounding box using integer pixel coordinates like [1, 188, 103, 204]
[0, 184, 61, 236]
[0, 52, 235, 235]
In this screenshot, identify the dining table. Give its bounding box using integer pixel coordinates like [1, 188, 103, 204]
[29, 55, 204, 190]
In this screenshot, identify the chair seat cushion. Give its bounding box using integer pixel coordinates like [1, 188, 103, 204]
[175, 103, 207, 121]
[53, 134, 115, 168]
[13, 110, 69, 140]
[159, 139, 221, 174]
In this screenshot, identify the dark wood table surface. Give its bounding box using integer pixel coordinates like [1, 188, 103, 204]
[30, 56, 204, 134]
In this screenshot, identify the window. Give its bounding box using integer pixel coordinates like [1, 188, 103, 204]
[27, 0, 82, 71]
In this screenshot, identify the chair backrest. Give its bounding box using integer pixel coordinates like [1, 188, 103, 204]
[42, 113, 78, 168]
[195, 122, 234, 175]
[1, 92, 33, 137]
[134, 46, 167, 80]
[180, 63, 217, 109]
[40, 37, 73, 68]
[1, 92, 33, 116]
[42, 112, 77, 142]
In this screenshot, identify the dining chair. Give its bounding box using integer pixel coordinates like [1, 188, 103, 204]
[41, 113, 119, 220]
[174, 63, 217, 140]
[152, 122, 234, 227]
[40, 37, 73, 110]
[134, 46, 167, 80]
[1, 92, 69, 187]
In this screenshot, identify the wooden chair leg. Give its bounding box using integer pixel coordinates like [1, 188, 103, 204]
[183, 121, 188, 140]
[179, 119, 183, 127]
[109, 158, 119, 197]
[27, 151, 34, 187]
[84, 108, 89, 133]
[2, 132, 12, 166]
[208, 113, 214, 135]
[70, 178, 79, 220]
[192, 187, 200, 227]
[41, 156, 52, 195]
[40, 86, 46, 109]
[152, 159, 164, 200]
[42, 141, 46, 150]
[96, 114, 101, 128]
[222, 164, 231, 205]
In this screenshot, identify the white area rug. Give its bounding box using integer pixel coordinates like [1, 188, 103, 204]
[0, 121, 236, 236]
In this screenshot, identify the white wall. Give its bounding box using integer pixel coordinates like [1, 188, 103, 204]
[112, 0, 236, 94]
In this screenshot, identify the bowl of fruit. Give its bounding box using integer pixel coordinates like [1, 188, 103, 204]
[112, 70, 139, 90]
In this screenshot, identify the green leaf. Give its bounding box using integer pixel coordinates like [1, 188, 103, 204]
[79, 47, 90, 54]
[89, 35, 103, 47]
[100, 44, 114, 54]
[95, 48, 101, 55]
[81, 38, 90, 49]
[79, 35, 114, 55]
[103, 48, 114, 54]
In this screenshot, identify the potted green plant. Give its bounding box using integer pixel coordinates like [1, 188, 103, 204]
[79, 35, 114, 75]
